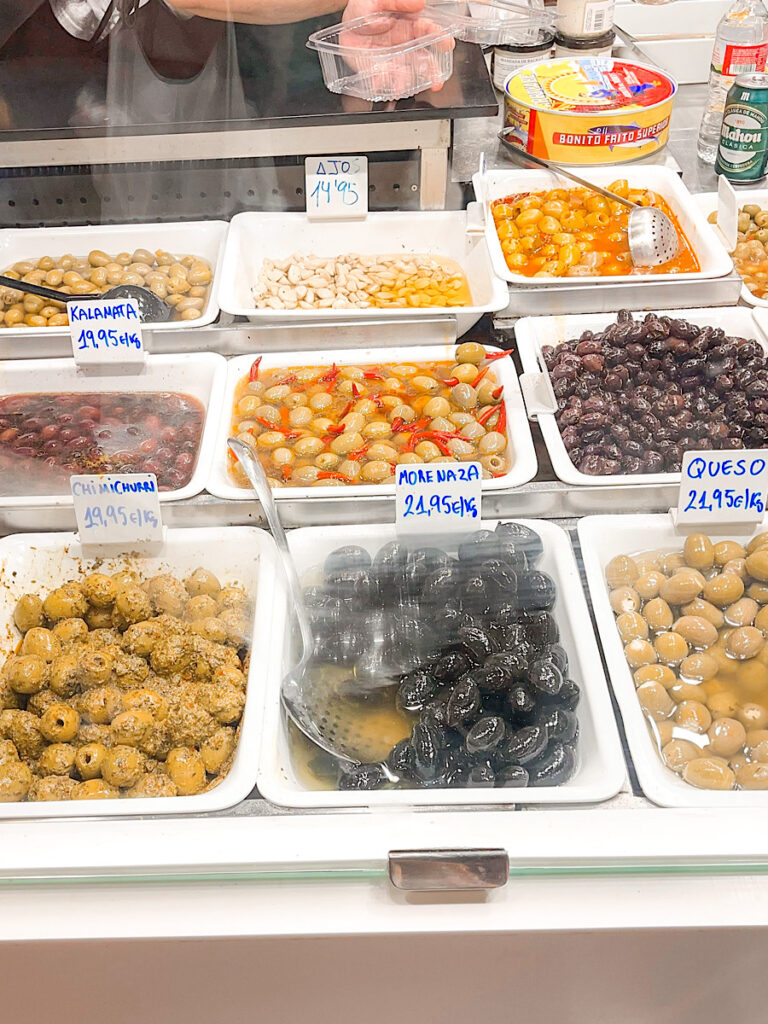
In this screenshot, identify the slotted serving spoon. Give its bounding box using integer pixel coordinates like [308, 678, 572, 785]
[0, 274, 172, 323]
[495, 138, 680, 267]
[228, 437, 402, 768]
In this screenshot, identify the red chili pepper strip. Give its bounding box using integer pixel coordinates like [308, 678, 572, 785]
[338, 400, 354, 421]
[399, 417, 431, 434]
[372, 396, 384, 409]
[318, 364, 340, 384]
[248, 356, 262, 383]
[254, 416, 280, 430]
[484, 350, 511, 362]
[477, 405, 499, 427]
[283, 430, 302, 441]
[277, 374, 298, 387]
[363, 370, 384, 380]
[443, 376, 459, 387]
[317, 471, 355, 483]
[348, 444, 370, 461]
[327, 424, 345, 436]
[281, 465, 292, 481]
[390, 417, 405, 433]
[473, 366, 491, 388]
[496, 403, 507, 435]
[492, 385, 504, 401]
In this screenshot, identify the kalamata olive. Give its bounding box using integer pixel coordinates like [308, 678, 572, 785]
[529, 742, 577, 786]
[452, 625, 496, 664]
[496, 764, 529, 788]
[466, 716, 506, 755]
[446, 677, 482, 726]
[397, 667, 439, 713]
[503, 723, 549, 765]
[530, 659, 563, 697]
[412, 722, 443, 782]
[387, 738, 415, 779]
[338, 764, 387, 790]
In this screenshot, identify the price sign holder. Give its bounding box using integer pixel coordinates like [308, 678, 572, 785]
[71, 473, 163, 553]
[395, 462, 482, 538]
[671, 450, 768, 535]
[68, 298, 146, 369]
[305, 156, 368, 221]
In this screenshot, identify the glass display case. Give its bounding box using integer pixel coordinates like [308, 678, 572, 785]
[2, 3, 768, 1021]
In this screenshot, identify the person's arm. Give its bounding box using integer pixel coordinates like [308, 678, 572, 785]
[164, 0, 424, 25]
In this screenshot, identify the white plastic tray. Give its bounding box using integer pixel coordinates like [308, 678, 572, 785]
[257, 519, 626, 809]
[0, 352, 227, 507]
[579, 513, 768, 808]
[0, 220, 228, 336]
[473, 166, 734, 286]
[0, 525, 280, 819]
[216, 209, 509, 339]
[516, 306, 767, 489]
[206, 344, 537, 501]
[695, 188, 768, 308]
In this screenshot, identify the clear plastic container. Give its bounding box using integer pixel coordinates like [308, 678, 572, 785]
[306, 10, 459, 101]
[435, 0, 555, 46]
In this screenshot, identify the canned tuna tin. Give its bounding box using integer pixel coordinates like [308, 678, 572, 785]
[716, 72, 768, 183]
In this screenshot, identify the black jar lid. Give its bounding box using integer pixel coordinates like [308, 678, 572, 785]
[554, 29, 616, 49]
[495, 28, 555, 52]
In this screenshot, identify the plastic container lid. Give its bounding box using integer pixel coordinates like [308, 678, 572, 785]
[554, 29, 615, 49]
[433, 0, 556, 46]
[307, 9, 460, 101]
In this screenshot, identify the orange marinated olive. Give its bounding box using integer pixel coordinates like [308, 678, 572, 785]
[726, 626, 765, 660]
[681, 598, 725, 629]
[746, 548, 768, 582]
[634, 571, 666, 601]
[746, 531, 768, 555]
[679, 652, 719, 681]
[747, 731, 768, 764]
[668, 681, 707, 704]
[714, 540, 746, 566]
[748, 582, 768, 603]
[616, 611, 648, 643]
[683, 757, 735, 790]
[659, 573, 704, 606]
[643, 597, 674, 632]
[671, 615, 719, 649]
[707, 717, 747, 758]
[755, 606, 768, 633]
[735, 762, 768, 789]
[737, 703, 768, 731]
[707, 691, 740, 720]
[662, 738, 703, 773]
[625, 638, 657, 669]
[703, 572, 745, 607]
[637, 681, 674, 720]
[609, 586, 640, 614]
[736, 659, 768, 695]
[606, 555, 639, 588]
[654, 631, 688, 665]
[683, 533, 715, 570]
[674, 700, 712, 734]
[633, 664, 676, 687]
[657, 552, 686, 575]
[722, 558, 747, 579]
[652, 719, 675, 748]
[724, 597, 759, 627]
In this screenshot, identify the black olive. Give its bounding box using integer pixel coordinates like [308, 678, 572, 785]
[518, 610, 560, 647]
[419, 565, 461, 609]
[323, 545, 371, 576]
[338, 764, 387, 790]
[502, 723, 549, 765]
[481, 559, 519, 600]
[517, 571, 556, 612]
[466, 762, 496, 787]
[496, 764, 529, 788]
[445, 676, 482, 727]
[537, 706, 578, 743]
[387, 738, 415, 780]
[529, 742, 577, 786]
[557, 678, 581, 710]
[474, 663, 510, 693]
[432, 649, 474, 684]
[457, 530, 500, 566]
[461, 574, 494, 616]
[427, 600, 464, 637]
[539, 643, 569, 673]
[530, 659, 564, 697]
[397, 667, 439, 713]
[372, 541, 409, 602]
[451, 625, 497, 664]
[421, 694, 451, 730]
[466, 716, 506, 755]
[494, 522, 543, 566]
[412, 722, 443, 782]
[324, 566, 375, 607]
[496, 642, 535, 681]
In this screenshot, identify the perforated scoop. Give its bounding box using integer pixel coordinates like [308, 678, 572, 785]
[495, 140, 680, 268]
[228, 437, 401, 767]
[0, 275, 173, 323]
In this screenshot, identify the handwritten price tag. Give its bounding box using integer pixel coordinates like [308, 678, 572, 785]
[676, 450, 768, 526]
[396, 462, 481, 536]
[71, 473, 162, 545]
[68, 298, 145, 367]
[305, 156, 368, 220]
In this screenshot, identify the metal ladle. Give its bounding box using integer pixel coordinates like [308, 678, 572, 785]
[0, 274, 173, 323]
[496, 137, 680, 267]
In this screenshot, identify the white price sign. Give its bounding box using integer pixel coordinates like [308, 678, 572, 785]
[676, 450, 768, 526]
[68, 298, 145, 367]
[305, 156, 368, 220]
[71, 473, 162, 545]
[396, 462, 481, 536]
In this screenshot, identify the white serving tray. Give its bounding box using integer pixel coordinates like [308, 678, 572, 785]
[695, 188, 768, 308]
[516, 306, 767, 489]
[0, 525, 279, 819]
[0, 351, 227, 508]
[579, 513, 768, 808]
[257, 519, 626, 809]
[215, 209, 509, 339]
[0, 220, 229, 336]
[473, 166, 734, 286]
[207, 344, 537, 501]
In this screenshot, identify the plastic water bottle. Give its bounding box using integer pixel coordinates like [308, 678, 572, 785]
[698, 0, 768, 163]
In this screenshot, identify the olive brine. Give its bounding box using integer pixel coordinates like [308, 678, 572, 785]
[300, 523, 580, 791]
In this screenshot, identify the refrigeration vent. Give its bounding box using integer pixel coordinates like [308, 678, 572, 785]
[0, 156, 429, 227]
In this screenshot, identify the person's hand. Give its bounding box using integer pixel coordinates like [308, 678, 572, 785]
[339, 0, 454, 96]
